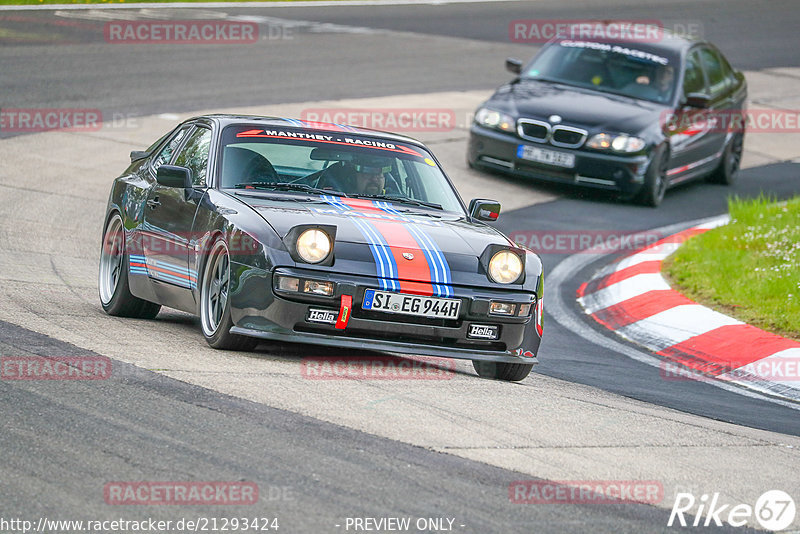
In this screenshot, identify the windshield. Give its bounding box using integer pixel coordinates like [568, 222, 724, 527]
[219, 125, 464, 213]
[522, 40, 678, 104]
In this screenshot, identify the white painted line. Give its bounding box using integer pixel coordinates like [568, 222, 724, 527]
[718, 348, 800, 383]
[579, 272, 670, 314]
[0, 0, 528, 11]
[616, 304, 743, 353]
[614, 242, 682, 270]
[694, 214, 730, 230]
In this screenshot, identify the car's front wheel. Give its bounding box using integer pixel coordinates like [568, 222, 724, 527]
[472, 360, 533, 382]
[635, 145, 669, 207]
[706, 132, 743, 185]
[99, 212, 161, 318]
[200, 238, 259, 351]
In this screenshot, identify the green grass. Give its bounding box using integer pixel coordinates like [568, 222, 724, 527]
[663, 195, 800, 340]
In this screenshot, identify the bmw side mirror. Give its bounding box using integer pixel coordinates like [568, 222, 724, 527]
[469, 199, 501, 222]
[156, 165, 193, 188]
[685, 92, 711, 109]
[505, 58, 523, 75]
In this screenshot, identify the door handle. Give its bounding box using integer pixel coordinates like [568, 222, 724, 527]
[147, 197, 161, 209]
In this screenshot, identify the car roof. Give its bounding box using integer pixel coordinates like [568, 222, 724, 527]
[186, 114, 427, 147]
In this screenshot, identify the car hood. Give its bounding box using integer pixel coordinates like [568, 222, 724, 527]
[490, 80, 666, 134]
[231, 192, 523, 289]
[236, 193, 510, 254]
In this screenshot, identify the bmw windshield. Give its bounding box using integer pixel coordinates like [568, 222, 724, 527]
[522, 40, 679, 104]
[219, 125, 465, 214]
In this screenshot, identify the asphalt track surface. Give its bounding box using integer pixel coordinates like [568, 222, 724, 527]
[1, 1, 800, 532]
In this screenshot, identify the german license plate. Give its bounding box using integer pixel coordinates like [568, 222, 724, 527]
[363, 289, 460, 319]
[517, 145, 575, 168]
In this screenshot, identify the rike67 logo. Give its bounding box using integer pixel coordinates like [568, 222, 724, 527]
[669, 490, 796, 530]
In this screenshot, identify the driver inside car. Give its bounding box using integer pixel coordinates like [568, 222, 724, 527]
[317, 156, 396, 196]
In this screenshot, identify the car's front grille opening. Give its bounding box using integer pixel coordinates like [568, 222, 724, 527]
[551, 126, 587, 148]
[517, 162, 575, 181]
[295, 324, 507, 352]
[517, 119, 549, 141]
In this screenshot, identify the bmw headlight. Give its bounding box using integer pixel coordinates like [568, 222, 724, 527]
[475, 107, 516, 133]
[586, 133, 646, 153]
[488, 250, 523, 284]
[296, 229, 332, 264]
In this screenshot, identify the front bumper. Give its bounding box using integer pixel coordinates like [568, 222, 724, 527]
[229, 265, 542, 364]
[468, 125, 651, 196]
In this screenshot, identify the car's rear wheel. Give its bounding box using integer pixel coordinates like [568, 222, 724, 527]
[472, 360, 533, 382]
[200, 238, 259, 351]
[635, 145, 669, 207]
[706, 133, 743, 185]
[99, 213, 161, 318]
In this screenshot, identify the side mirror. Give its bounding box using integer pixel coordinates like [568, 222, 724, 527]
[685, 92, 711, 109]
[156, 165, 193, 188]
[469, 199, 501, 222]
[505, 58, 523, 75]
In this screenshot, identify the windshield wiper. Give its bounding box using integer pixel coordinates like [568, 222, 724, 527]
[351, 194, 442, 211]
[234, 182, 348, 197]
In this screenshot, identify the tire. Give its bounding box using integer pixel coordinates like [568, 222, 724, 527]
[200, 238, 259, 351]
[99, 213, 161, 319]
[706, 133, 743, 185]
[635, 145, 669, 207]
[472, 360, 533, 382]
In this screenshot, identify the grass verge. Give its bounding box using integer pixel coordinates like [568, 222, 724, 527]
[663, 194, 800, 341]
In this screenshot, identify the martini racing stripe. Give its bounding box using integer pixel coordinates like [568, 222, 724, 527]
[321, 196, 454, 297]
[129, 254, 148, 276]
[323, 196, 400, 291]
[405, 223, 453, 297]
[373, 200, 453, 297]
[128, 254, 197, 289]
[350, 217, 401, 292]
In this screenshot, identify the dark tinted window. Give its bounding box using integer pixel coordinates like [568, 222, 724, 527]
[699, 48, 729, 95]
[683, 50, 706, 95]
[151, 127, 189, 171]
[522, 41, 678, 104]
[174, 127, 212, 186]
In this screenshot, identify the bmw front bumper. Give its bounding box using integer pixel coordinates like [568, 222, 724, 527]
[468, 124, 651, 197]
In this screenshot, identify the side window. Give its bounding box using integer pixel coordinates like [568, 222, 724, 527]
[151, 127, 189, 171]
[683, 50, 707, 96]
[174, 127, 212, 187]
[699, 48, 729, 95]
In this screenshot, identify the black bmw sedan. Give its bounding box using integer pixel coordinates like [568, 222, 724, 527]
[468, 27, 747, 206]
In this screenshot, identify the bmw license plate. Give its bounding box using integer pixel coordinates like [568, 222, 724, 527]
[363, 289, 460, 319]
[517, 145, 575, 168]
